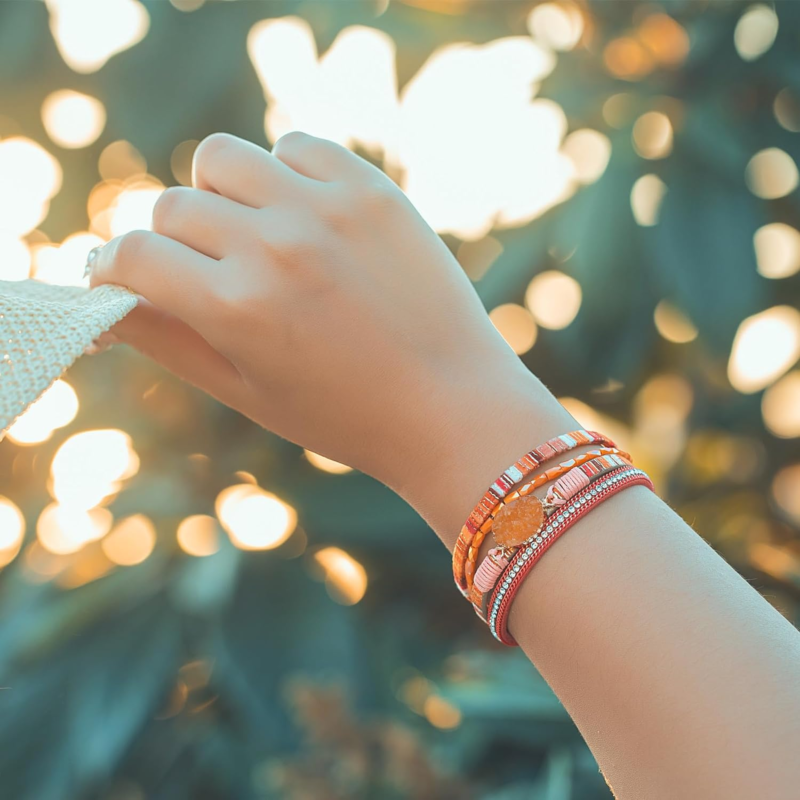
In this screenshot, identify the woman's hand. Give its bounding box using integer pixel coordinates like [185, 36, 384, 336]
[90, 132, 575, 535]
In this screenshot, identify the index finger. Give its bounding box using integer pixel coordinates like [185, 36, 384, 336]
[88, 230, 219, 337]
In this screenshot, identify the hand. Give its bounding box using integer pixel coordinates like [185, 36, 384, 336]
[90, 132, 574, 536]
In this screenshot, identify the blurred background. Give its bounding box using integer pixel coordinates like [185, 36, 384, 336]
[0, 1, 799, 798]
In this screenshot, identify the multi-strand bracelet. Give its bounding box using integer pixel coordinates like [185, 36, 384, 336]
[453, 430, 655, 646]
[453, 429, 616, 597]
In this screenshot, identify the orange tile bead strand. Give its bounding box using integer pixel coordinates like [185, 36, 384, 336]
[460, 449, 630, 596]
[470, 453, 632, 619]
[452, 430, 616, 597]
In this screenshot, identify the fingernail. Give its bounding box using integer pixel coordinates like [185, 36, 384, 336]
[84, 332, 120, 355]
[84, 245, 104, 279]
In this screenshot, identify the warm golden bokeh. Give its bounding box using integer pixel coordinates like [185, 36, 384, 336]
[654, 301, 698, 344]
[7, 380, 78, 445]
[215, 484, 297, 550]
[525, 270, 582, 330]
[762, 372, 800, 439]
[41, 90, 106, 148]
[177, 514, 221, 557]
[728, 306, 800, 394]
[304, 450, 354, 475]
[489, 303, 538, 355]
[313, 546, 368, 605]
[630, 174, 667, 226]
[754, 223, 800, 279]
[745, 148, 799, 200]
[102, 514, 156, 566]
[734, 4, 779, 62]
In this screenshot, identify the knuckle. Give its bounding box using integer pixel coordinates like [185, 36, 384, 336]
[112, 230, 152, 268]
[193, 132, 236, 177]
[272, 130, 313, 157]
[151, 187, 185, 232]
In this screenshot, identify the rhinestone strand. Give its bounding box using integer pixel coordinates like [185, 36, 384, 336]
[488, 466, 655, 646]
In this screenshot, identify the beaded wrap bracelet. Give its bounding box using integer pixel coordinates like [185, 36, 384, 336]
[469, 453, 630, 617]
[488, 465, 655, 646]
[452, 429, 615, 597]
[463, 449, 630, 595]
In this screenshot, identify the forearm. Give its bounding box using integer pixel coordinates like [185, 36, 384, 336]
[407, 374, 800, 800]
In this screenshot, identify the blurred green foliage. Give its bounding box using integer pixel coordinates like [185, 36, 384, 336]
[0, 1, 799, 798]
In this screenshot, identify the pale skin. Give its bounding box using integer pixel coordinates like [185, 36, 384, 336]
[90, 132, 800, 799]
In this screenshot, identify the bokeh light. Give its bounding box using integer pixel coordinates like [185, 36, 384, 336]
[45, 0, 150, 73]
[489, 304, 538, 355]
[632, 111, 673, 160]
[102, 514, 156, 566]
[734, 4, 779, 62]
[745, 148, 799, 200]
[771, 464, 800, 524]
[215, 484, 297, 550]
[423, 695, 462, 729]
[0, 497, 25, 569]
[561, 129, 612, 185]
[37, 503, 113, 555]
[313, 546, 368, 605]
[653, 301, 698, 344]
[603, 37, 653, 81]
[50, 429, 139, 510]
[98, 140, 147, 181]
[7, 380, 79, 445]
[177, 514, 221, 557]
[774, 88, 800, 133]
[0, 235, 32, 280]
[525, 270, 582, 330]
[41, 90, 106, 148]
[304, 450, 353, 475]
[631, 174, 667, 226]
[170, 139, 199, 186]
[527, 2, 584, 52]
[754, 223, 800, 279]
[761, 372, 800, 439]
[32, 231, 104, 286]
[728, 306, 800, 393]
[0, 137, 62, 237]
[637, 13, 690, 68]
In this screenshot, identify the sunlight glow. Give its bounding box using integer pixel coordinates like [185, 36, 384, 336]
[0, 497, 25, 568]
[248, 20, 574, 241]
[7, 380, 79, 445]
[0, 137, 62, 237]
[728, 306, 800, 393]
[772, 464, 800, 524]
[32, 231, 105, 286]
[0, 235, 32, 281]
[50, 429, 139, 510]
[46, 0, 150, 73]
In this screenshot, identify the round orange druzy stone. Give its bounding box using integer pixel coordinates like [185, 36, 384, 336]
[492, 495, 545, 547]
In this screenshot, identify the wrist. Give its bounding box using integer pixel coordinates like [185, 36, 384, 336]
[391, 366, 579, 548]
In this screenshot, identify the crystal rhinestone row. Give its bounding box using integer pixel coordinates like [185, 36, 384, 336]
[489, 468, 645, 640]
